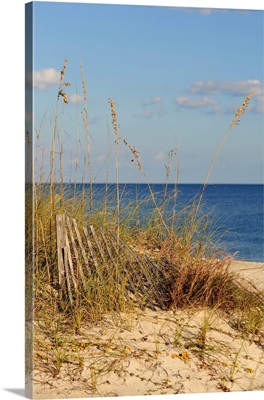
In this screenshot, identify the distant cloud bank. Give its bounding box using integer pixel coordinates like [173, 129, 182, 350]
[176, 79, 263, 114]
[175, 96, 218, 108]
[30, 69, 263, 116]
[189, 79, 263, 97]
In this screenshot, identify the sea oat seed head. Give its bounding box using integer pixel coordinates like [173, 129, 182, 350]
[58, 89, 68, 104]
[229, 91, 254, 129]
[108, 98, 118, 136]
[123, 138, 143, 173]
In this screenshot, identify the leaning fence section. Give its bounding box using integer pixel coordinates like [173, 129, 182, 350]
[55, 214, 171, 310]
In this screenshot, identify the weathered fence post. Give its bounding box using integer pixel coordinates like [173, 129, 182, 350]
[56, 214, 67, 301]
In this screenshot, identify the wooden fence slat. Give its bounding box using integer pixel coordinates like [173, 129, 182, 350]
[99, 228, 130, 302]
[90, 225, 107, 264]
[65, 234, 78, 292]
[107, 235, 145, 305]
[64, 246, 73, 305]
[99, 228, 118, 269]
[109, 230, 162, 309]
[66, 216, 86, 291]
[142, 255, 170, 308]
[83, 227, 99, 269]
[72, 218, 91, 276]
[55, 214, 66, 295]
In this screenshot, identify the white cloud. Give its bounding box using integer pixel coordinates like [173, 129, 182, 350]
[140, 96, 164, 118]
[29, 68, 60, 90]
[155, 151, 165, 161]
[179, 7, 247, 16]
[251, 95, 264, 113]
[175, 96, 218, 108]
[69, 93, 83, 104]
[134, 106, 164, 119]
[194, 8, 215, 15]
[142, 96, 163, 107]
[177, 7, 212, 15]
[187, 80, 264, 113]
[189, 79, 264, 97]
[151, 96, 162, 104]
[141, 107, 164, 118]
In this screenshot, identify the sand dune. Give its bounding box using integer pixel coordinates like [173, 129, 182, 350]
[33, 261, 264, 399]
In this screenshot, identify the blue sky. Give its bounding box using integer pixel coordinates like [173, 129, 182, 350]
[27, 1, 264, 183]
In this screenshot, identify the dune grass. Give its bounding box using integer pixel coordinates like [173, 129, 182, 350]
[26, 60, 263, 391]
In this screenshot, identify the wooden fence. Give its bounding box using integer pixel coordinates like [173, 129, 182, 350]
[55, 214, 171, 310]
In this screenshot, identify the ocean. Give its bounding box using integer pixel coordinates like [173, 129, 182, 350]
[175, 184, 264, 262]
[57, 183, 264, 262]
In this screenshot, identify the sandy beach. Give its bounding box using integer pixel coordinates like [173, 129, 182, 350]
[230, 261, 264, 292]
[33, 260, 264, 399]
